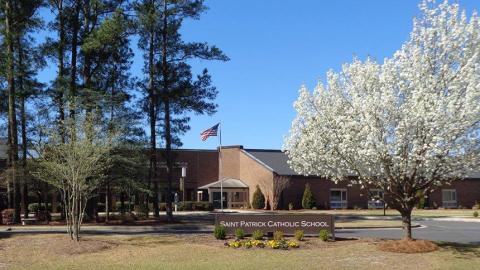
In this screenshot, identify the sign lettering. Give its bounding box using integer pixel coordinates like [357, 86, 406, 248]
[215, 214, 335, 236]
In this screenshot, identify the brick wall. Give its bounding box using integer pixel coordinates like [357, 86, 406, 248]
[156, 150, 219, 200]
[220, 146, 274, 206]
[283, 177, 480, 210]
[239, 149, 274, 207]
[281, 177, 370, 210]
[428, 179, 480, 208]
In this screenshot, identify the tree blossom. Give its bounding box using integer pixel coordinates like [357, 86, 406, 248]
[284, 0, 480, 239]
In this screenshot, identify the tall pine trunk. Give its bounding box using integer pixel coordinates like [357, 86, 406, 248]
[17, 35, 29, 219]
[148, 17, 159, 218]
[69, 0, 81, 118]
[6, 125, 11, 208]
[5, 0, 21, 223]
[57, 0, 66, 143]
[82, 0, 92, 113]
[162, 0, 173, 222]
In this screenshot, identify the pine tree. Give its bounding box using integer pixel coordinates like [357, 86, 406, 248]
[251, 185, 265, 209]
[0, 0, 43, 223]
[135, 0, 228, 220]
[302, 183, 316, 209]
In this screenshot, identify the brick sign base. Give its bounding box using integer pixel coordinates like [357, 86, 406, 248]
[215, 213, 335, 237]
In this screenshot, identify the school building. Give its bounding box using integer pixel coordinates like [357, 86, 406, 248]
[162, 145, 480, 210]
[1, 142, 479, 212]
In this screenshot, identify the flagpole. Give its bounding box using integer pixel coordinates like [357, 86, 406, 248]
[219, 122, 223, 212]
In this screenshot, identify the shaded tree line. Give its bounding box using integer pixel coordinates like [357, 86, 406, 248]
[0, 0, 227, 225]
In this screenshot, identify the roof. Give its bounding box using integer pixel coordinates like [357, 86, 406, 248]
[466, 171, 480, 179]
[243, 149, 300, 176]
[198, 178, 249, 189]
[243, 148, 480, 179]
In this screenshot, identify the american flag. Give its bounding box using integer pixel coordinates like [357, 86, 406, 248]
[200, 123, 219, 141]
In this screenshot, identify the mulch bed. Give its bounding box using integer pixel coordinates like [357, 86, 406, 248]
[377, 239, 438, 253]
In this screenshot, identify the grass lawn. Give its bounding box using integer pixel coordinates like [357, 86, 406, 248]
[1, 234, 479, 270]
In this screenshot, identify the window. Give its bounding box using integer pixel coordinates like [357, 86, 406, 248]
[330, 189, 347, 209]
[368, 189, 384, 209]
[197, 191, 203, 202]
[442, 189, 457, 208]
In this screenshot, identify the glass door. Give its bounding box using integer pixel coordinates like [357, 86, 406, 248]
[212, 191, 227, 209]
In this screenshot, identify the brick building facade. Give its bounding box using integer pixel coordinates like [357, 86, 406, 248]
[165, 145, 480, 210]
[1, 142, 478, 211]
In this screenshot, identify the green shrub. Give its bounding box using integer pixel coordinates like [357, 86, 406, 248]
[173, 201, 214, 211]
[472, 202, 479, 210]
[288, 202, 294, 210]
[416, 190, 426, 209]
[474, 211, 479, 218]
[28, 203, 51, 213]
[319, 229, 329, 241]
[251, 185, 265, 209]
[235, 228, 245, 239]
[214, 225, 226, 240]
[252, 230, 264, 240]
[302, 183, 316, 209]
[294, 230, 304, 241]
[273, 230, 284, 240]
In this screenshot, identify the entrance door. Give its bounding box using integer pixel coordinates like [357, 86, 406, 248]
[212, 192, 227, 209]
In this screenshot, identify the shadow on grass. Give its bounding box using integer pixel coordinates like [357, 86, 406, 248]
[121, 236, 184, 247]
[0, 231, 15, 240]
[437, 242, 480, 258]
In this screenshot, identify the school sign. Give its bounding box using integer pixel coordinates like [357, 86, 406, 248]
[215, 213, 335, 237]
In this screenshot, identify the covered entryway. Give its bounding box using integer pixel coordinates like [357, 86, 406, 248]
[199, 178, 249, 209]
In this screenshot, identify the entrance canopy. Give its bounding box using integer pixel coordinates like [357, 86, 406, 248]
[199, 178, 248, 189]
[199, 178, 249, 209]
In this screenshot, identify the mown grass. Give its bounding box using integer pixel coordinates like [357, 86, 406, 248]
[1, 234, 479, 270]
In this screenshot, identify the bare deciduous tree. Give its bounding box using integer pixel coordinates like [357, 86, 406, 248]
[33, 116, 112, 241]
[272, 174, 290, 210]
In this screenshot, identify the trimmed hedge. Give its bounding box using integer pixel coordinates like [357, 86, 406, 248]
[28, 203, 52, 212]
[175, 201, 213, 211]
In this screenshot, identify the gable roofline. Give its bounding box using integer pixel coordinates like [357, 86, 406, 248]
[240, 149, 275, 173]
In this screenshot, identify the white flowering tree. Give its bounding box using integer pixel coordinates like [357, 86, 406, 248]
[284, 0, 480, 240]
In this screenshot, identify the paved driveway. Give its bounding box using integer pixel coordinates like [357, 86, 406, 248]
[2, 214, 479, 244]
[336, 219, 480, 244]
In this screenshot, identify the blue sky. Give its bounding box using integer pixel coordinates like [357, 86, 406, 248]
[36, 0, 479, 150]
